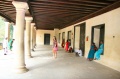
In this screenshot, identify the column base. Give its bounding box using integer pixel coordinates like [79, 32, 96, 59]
[34, 45, 36, 49]
[32, 49, 35, 52]
[14, 67, 29, 74]
[26, 55, 33, 58]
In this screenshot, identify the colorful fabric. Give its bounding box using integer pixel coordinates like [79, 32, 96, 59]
[65, 42, 69, 51]
[53, 40, 58, 51]
[8, 39, 13, 50]
[95, 44, 104, 60]
[87, 45, 95, 59]
[61, 39, 65, 48]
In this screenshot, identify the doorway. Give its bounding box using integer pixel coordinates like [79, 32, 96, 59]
[59, 33, 61, 43]
[44, 34, 50, 45]
[62, 32, 65, 40]
[79, 23, 86, 56]
[91, 24, 105, 55]
[68, 31, 71, 46]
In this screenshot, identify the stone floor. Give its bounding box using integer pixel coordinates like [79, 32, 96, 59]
[0, 45, 120, 79]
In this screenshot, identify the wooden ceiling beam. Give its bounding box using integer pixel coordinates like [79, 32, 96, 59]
[32, 6, 99, 11]
[0, 8, 15, 11]
[0, 6, 14, 9]
[33, 10, 91, 15]
[72, 0, 113, 4]
[34, 13, 87, 19]
[34, 11, 89, 17]
[31, 5, 100, 11]
[31, 0, 105, 8]
[64, 0, 120, 28]
[33, 7, 96, 13]
[0, 4, 13, 7]
[0, 9, 15, 12]
[35, 14, 83, 22]
[5, 11, 16, 14]
[0, 11, 14, 22]
[32, 8, 94, 13]
[13, 0, 27, 2]
[31, 3, 103, 9]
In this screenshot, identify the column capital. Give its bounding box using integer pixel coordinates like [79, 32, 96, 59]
[25, 17, 33, 21]
[34, 26, 36, 29]
[10, 22, 14, 25]
[54, 28, 59, 29]
[5, 21, 9, 24]
[12, 1, 29, 10]
[31, 23, 35, 26]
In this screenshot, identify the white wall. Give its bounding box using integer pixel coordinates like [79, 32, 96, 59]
[85, 7, 120, 72]
[59, 7, 120, 72]
[58, 26, 74, 47]
[36, 29, 54, 45]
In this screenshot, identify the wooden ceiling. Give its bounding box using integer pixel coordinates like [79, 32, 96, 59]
[0, 0, 120, 30]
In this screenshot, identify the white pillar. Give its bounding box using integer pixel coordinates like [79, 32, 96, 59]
[31, 23, 35, 51]
[35, 27, 36, 47]
[5, 22, 10, 41]
[33, 26, 36, 48]
[54, 28, 59, 40]
[25, 17, 33, 58]
[35, 27, 37, 47]
[12, 1, 29, 73]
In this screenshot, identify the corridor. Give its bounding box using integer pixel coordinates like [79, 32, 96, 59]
[0, 45, 120, 79]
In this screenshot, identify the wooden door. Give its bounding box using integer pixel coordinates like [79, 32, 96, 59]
[44, 34, 50, 45]
[80, 23, 86, 56]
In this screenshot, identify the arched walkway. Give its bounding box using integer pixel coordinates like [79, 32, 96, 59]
[0, 45, 120, 79]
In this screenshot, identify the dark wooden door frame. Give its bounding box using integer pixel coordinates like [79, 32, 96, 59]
[44, 33, 50, 45]
[59, 33, 61, 43]
[73, 25, 80, 50]
[62, 32, 65, 40]
[91, 24, 105, 55]
[73, 22, 86, 53]
[67, 31, 71, 39]
[68, 30, 71, 46]
[79, 23, 86, 56]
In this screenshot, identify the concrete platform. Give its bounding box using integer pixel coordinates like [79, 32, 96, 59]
[0, 45, 120, 79]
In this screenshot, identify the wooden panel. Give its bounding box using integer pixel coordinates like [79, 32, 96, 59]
[0, 0, 119, 30]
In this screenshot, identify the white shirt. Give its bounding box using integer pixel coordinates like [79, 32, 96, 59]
[3, 39, 8, 48]
[77, 50, 82, 56]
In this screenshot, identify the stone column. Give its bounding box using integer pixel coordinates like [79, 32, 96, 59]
[5, 22, 10, 41]
[35, 27, 37, 47]
[31, 23, 35, 51]
[25, 17, 33, 58]
[54, 28, 59, 40]
[12, 1, 29, 73]
[33, 26, 36, 48]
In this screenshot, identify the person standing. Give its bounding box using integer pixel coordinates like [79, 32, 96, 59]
[8, 39, 15, 51]
[3, 37, 8, 55]
[61, 39, 65, 48]
[52, 36, 58, 59]
[65, 39, 70, 52]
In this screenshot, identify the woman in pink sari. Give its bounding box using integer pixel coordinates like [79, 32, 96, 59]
[52, 36, 58, 58]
